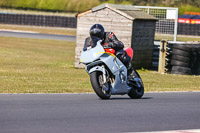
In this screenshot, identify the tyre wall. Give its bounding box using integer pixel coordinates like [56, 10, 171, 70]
[165, 42, 200, 75]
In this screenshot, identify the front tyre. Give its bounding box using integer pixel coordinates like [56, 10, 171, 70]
[90, 71, 111, 99]
[128, 70, 144, 99]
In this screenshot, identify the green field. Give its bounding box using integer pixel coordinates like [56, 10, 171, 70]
[0, 36, 200, 93]
[0, 37, 91, 93]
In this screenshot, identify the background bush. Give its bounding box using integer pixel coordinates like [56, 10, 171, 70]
[0, 0, 100, 12]
[0, 0, 200, 14]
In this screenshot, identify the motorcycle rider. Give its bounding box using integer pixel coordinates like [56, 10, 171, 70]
[85, 24, 134, 79]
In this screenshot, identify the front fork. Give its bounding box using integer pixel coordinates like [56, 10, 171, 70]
[101, 65, 107, 84]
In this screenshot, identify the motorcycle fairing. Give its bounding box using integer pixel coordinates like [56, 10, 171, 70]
[99, 53, 131, 94]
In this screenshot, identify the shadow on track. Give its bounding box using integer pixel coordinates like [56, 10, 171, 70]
[98, 97, 153, 100]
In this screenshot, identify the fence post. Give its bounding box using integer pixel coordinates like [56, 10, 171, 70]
[158, 40, 167, 74]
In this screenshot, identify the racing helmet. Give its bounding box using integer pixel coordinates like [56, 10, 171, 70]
[89, 24, 104, 39]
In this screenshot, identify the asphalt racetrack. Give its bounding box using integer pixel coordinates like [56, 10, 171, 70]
[0, 92, 200, 133]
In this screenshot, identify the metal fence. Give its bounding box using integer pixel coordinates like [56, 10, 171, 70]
[135, 6, 178, 42]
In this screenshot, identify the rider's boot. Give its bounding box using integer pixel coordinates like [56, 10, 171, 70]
[127, 62, 135, 81]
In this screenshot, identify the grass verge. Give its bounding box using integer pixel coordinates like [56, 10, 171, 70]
[0, 36, 200, 93]
[0, 36, 90, 93]
[155, 34, 200, 42]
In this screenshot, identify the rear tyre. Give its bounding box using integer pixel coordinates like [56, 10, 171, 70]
[128, 70, 144, 99]
[90, 71, 111, 99]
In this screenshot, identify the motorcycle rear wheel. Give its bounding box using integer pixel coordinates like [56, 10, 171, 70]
[90, 71, 111, 99]
[128, 70, 144, 99]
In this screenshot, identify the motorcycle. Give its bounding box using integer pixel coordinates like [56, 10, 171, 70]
[79, 37, 144, 99]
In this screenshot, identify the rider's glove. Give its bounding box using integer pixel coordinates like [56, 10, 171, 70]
[108, 42, 116, 48]
[108, 42, 113, 47]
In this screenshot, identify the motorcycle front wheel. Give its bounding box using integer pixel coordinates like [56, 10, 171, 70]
[128, 70, 144, 99]
[90, 71, 111, 99]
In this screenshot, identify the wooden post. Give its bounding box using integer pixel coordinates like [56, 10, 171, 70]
[158, 40, 167, 74]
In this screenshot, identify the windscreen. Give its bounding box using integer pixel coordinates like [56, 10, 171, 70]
[83, 36, 101, 51]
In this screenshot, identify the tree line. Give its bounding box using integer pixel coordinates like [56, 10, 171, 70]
[0, 0, 99, 12]
[0, 0, 199, 14]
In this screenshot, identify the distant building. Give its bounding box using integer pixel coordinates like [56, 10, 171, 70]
[75, 3, 157, 68]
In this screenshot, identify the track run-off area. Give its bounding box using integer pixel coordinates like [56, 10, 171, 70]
[0, 30, 76, 42]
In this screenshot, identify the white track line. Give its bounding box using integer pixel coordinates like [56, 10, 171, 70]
[0, 29, 38, 33]
[127, 129, 200, 133]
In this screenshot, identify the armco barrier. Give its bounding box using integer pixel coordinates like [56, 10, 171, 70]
[0, 13, 77, 28]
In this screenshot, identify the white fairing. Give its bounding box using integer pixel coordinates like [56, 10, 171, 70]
[80, 40, 104, 64]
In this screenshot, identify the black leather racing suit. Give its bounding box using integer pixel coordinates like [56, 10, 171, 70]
[101, 32, 131, 69]
[84, 32, 131, 71]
